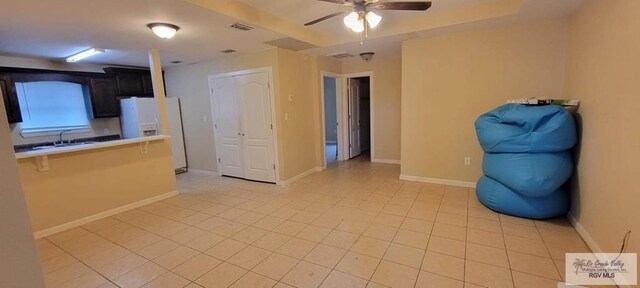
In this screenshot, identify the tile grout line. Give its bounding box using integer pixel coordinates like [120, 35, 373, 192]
[304, 176, 390, 287]
[44, 166, 581, 288]
[43, 230, 132, 288]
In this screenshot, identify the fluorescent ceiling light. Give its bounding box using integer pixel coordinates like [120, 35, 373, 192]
[66, 48, 105, 63]
[147, 23, 180, 39]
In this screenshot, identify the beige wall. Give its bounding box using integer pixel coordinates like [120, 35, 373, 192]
[277, 49, 322, 179]
[18, 140, 177, 232]
[0, 90, 44, 287]
[565, 0, 639, 255]
[164, 48, 325, 181]
[164, 49, 279, 173]
[401, 18, 568, 183]
[341, 56, 402, 161]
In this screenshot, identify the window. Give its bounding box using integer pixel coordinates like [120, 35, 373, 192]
[16, 81, 90, 136]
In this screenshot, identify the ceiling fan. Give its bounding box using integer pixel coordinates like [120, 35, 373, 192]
[305, 0, 432, 39]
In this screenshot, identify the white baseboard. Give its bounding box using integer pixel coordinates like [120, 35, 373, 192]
[372, 159, 400, 164]
[567, 212, 602, 253]
[567, 213, 635, 286]
[399, 174, 477, 188]
[279, 167, 322, 186]
[187, 168, 219, 176]
[33, 190, 179, 239]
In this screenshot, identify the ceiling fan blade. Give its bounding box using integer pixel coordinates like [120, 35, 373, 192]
[304, 12, 346, 26]
[370, 1, 432, 11]
[317, 0, 349, 4]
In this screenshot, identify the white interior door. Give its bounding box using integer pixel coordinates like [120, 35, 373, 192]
[210, 77, 244, 178]
[348, 78, 361, 158]
[237, 72, 276, 182]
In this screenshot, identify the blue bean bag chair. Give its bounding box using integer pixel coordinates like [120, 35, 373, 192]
[482, 152, 573, 197]
[475, 104, 577, 153]
[476, 176, 569, 219]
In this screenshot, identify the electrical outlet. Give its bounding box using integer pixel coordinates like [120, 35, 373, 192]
[464, 157, 471, 166]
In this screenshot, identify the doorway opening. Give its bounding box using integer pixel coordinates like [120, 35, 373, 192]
[323, 76, 339, 165]
[348, 76, 371, 160]
[320, 71, 373, 168]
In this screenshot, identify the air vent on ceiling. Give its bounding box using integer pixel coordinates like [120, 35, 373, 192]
[327, 52, 354, 59]
[263, 37, 318, 51]
[170, 60, 183, 64]
[221, 49, 237, 54]
[229, 22, 254, 31]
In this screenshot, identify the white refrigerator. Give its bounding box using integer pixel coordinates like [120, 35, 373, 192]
[120, 97, 187, 173]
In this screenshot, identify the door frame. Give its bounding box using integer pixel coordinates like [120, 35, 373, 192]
[319, 71, 343, 169]
[207, 67, 280, 184]
[319, 71, 374, 168]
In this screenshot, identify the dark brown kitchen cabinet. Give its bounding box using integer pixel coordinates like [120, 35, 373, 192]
[104, 67, 154, 97]
[0, 73, 22, 123]
[88, 78, 119, 118]
[141, 73, 154, 95]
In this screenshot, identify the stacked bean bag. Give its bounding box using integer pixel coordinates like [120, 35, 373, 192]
[475, 104, 577, 219]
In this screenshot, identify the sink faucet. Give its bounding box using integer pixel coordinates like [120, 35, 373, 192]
[57, 129, 74, 145]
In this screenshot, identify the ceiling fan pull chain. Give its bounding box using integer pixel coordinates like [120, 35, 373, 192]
[365, 18, 369, 39]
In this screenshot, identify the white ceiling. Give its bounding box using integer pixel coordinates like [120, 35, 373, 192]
[0, 0, 583, 67]
[236, 0, 488, 36]
[301, 0, 584, 58]
[0, 0, 285, 67]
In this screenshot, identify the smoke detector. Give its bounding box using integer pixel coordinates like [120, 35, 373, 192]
[360, 52, 375, 62]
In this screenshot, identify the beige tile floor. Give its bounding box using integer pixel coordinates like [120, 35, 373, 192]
[37, 157, 596, 288]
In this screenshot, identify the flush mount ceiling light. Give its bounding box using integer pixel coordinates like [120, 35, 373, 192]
[66, 48, 105, 63]
[147, 23, 180, 39]
[360, 52, 375, 62]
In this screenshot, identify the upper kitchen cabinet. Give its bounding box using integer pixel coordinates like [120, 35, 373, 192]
[141, 73, 154, 95]
[103, 67, 154, 97]
[87, 77, 119, 118]
[0, 73, 22, 123]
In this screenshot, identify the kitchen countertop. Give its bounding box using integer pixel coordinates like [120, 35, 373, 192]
[15, 135, 170, 159]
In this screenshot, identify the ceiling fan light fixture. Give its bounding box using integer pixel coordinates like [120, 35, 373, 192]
[352, 19, 365, 33]
[343, 12, 364, 33]
[147, 23, 180, 39]
[365, 11, 382, 29]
